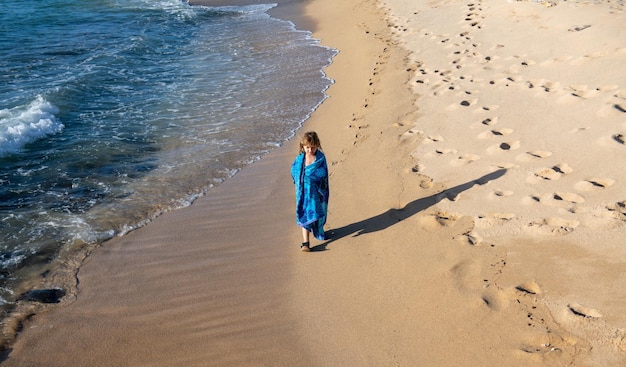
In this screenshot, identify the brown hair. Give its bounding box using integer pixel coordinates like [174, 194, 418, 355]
[299, 131, 322, 153]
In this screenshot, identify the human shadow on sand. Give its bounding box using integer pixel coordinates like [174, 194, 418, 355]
[313, 169, 507, 251]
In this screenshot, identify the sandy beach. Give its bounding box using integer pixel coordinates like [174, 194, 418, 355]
[3, 0, 626, 366]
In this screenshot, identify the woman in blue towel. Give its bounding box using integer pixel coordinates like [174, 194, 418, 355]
[291, 131, 329, 252]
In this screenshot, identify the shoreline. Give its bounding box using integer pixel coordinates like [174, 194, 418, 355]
[0, 0, 333, 356]
[0, 0, 334, 348]
[189, 0, 318, 31]
[3, 0, 626, 365]
[1, 0, 394, 365]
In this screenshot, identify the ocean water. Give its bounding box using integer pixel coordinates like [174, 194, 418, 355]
[0, 0, 336, 311]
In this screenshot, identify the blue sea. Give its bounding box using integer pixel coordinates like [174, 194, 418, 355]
[0, 0, 335, 312]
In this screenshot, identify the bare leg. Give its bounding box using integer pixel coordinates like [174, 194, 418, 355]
[300, 227, 311, 252]
[301, 227, 310, 243]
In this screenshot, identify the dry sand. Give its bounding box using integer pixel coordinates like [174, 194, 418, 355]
[3, 0, 626, 366]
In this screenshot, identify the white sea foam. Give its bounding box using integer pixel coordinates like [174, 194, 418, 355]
[207, 3, 277, 14]
[118, 0, 198, 19]
[0, 96, 64, 157]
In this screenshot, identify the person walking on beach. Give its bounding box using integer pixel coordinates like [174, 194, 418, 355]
[291, 131, 329, 252]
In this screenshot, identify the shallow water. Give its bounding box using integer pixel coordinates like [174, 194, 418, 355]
[0, 0, 335, 311]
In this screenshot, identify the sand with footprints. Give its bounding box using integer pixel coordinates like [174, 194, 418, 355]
[380, 0, 626, 363]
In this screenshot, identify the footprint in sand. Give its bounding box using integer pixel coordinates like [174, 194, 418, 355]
[529, 150, 553, 158]
[425, 147, 457, 159]
[478, 105, 500, 112]
[503, 75, 521, 83]
[459, 74, 480, 83]
[613, 133, 625, 144]
[497, 141, 520, 151]
[397, 122, 417, 131]
[609, 200, 626, 220]
[491, 128, 513, 136]
[516, 150, 552, 162]
[435, 148, 457, 155]
[567, 303, 603, 319]
[541, 81, 561, 93]
[419, 176, 434, 189]
[568, 24, 591, 32]
[424, 134, 445, 144]
[435, 211, 462, 225]
[430, 33, 451, 42]
[533, 163, 573, 180]
[526, 78, 543, 90]
[493, 190, 514, 197]
[515, 281, 542, 295]
[458, 31, 471, 41]
[534, 168, 561, 181]
[553, 192, 586, 204]
[451, 153, 480, 166]
[569, 84, 600, 99]
[476, 212, 515, 227]
[589, 178, 617, 188]
[528, 217, 579, 235]
[537, 81, 562, 93]
[477, 128, 513, 139]
[493, 162, 517, 170]
[480, 290, 507, 311]
[486, 141, 520, 155]
[455, 230, 483, 246]
[409, 164, 425, 173]
[400, 129, 422, 145]
[531, 192, 585, 208]
[455, 98, 479, 108]
[482, 55, 496, 64]
[480, 117, 498, 126]
[574, 177, 616, 191]
[520, 59, 536, 67]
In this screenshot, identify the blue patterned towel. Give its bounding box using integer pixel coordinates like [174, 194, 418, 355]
[291, 150, 329, 240]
